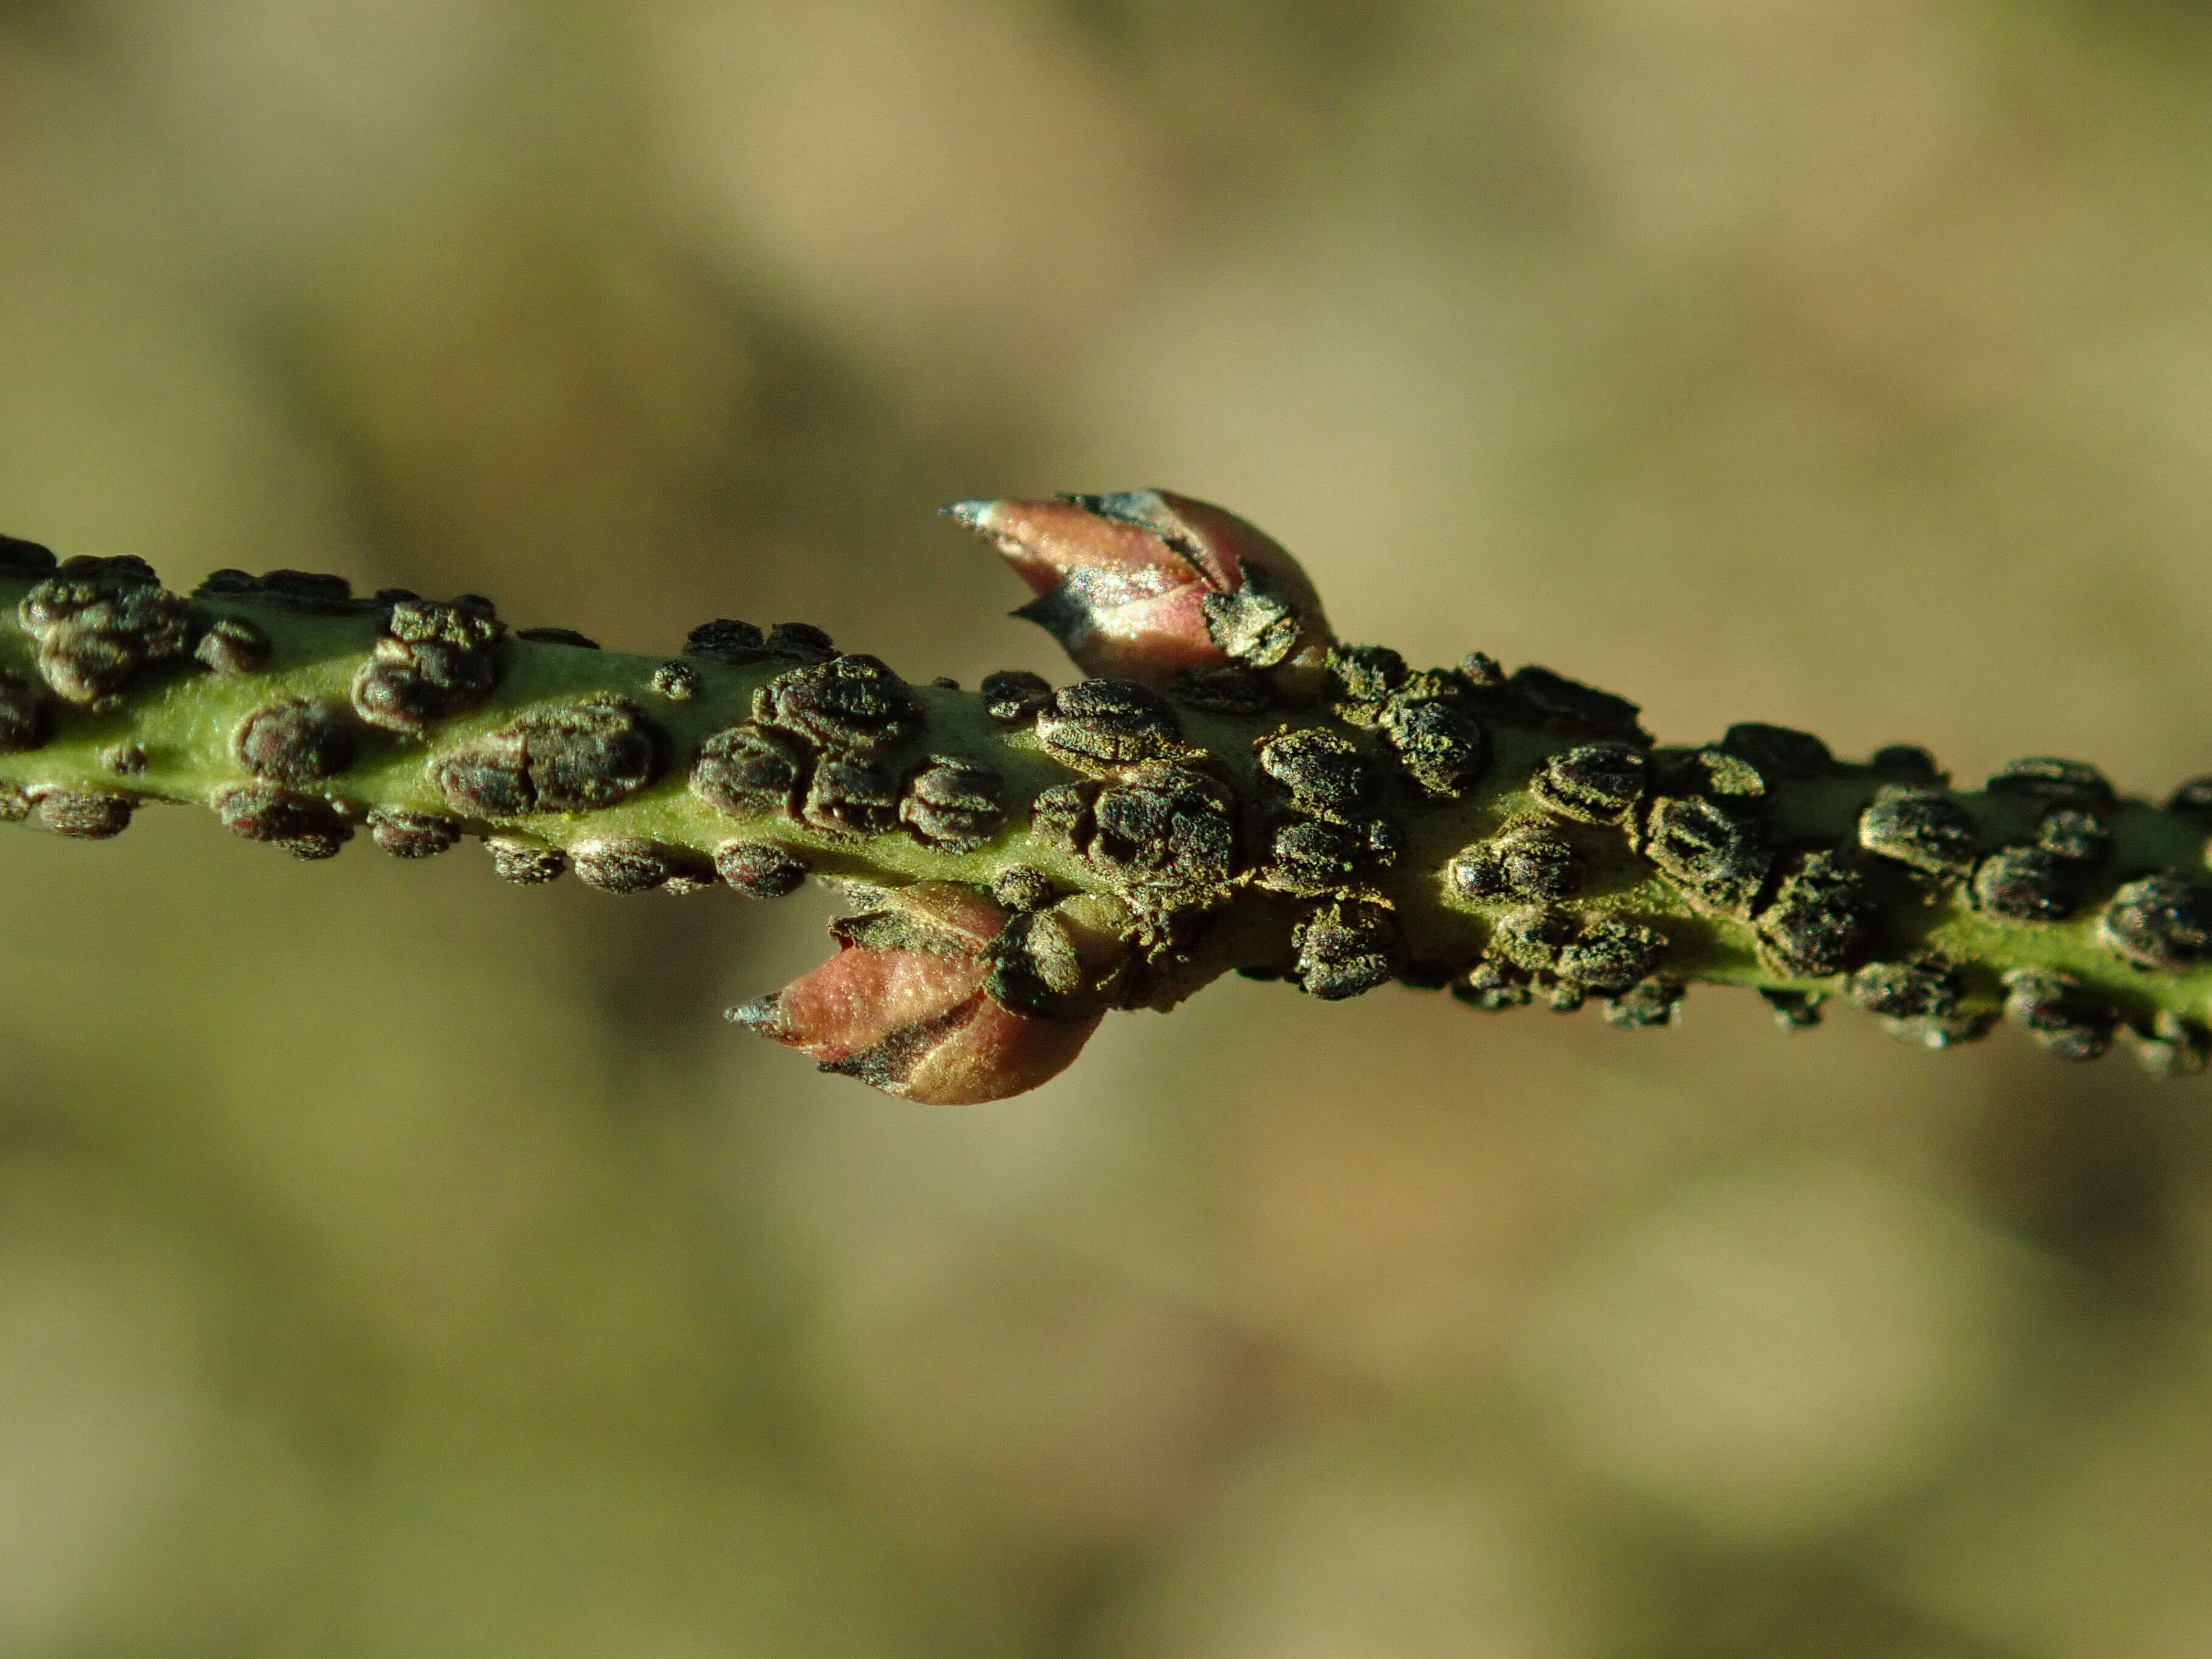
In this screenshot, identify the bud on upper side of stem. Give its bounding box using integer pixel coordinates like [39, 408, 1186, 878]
[947, 489, 1334, 694]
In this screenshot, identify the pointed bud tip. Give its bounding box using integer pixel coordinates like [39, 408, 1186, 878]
[725, 995, 782, 1032]
[941, 499, 1000, 532]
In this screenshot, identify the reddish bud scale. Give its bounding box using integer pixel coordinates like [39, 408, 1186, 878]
[948, 490, 1334, 689]
[728, 883, 1103, 1104]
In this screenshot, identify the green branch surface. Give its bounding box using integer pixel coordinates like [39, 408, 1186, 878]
[1, 545, 2208, 1080]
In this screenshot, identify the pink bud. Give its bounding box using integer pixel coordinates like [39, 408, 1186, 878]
[728, 881, 1107, 1104]
[945, 489, 1334, 688]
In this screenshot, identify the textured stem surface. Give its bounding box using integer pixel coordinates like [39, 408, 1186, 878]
[2, 532, 2209, 1088]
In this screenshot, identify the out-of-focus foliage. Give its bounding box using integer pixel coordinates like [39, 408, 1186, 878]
[2, 2, 2211, 1654]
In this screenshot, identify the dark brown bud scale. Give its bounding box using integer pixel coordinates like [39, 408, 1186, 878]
[715, 839, 810, 899]
[36, 789, 133, 840]
[899, 755, 1007, 851]
[2101, 874, 2212, 971]
[214, 785, 350, 860]
[1035, 678, 1184, 770]
[981, 670, 1054, 726]
[1529, 743, 1647, 827]
[235, 699, 354, 786]
[691, 723, 810, 819]
[755, 655, 924, 754]
[1858, 787, 1977, 878]
[368, 808, 462, 859]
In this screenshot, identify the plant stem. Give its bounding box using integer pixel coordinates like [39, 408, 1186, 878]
[2, 552, 2208, 1077]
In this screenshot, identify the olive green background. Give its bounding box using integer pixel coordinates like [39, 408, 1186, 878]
[2, 2, 2211, 1654]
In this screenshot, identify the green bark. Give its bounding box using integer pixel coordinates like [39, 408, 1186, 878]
[1, 556, 2207, 1075]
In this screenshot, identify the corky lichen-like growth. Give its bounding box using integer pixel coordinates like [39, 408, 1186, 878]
[2, 491, 2211, 1104]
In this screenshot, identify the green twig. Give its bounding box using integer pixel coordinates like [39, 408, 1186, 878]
[1, 527, 2207, 1090]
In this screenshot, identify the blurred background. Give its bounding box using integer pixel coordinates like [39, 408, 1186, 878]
[2, 1, 2212, 1653]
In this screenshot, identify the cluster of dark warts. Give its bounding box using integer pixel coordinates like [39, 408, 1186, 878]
[2, 529, 2211, 1077]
